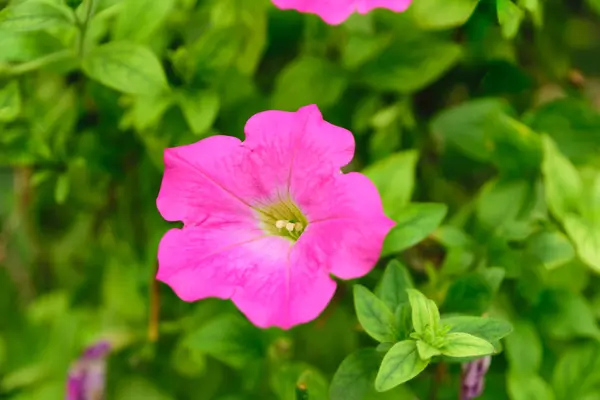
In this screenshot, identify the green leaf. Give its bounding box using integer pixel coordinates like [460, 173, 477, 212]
[382, 203, 448, 256]
[54, 174, 69, 205]
[564, 216, 600, 273]
[411, 0, 480, 30]
[177, 90, 220, 136]
[441, 316, 513, 344]
[113, 0, 175, 43]
[406, 289, 439, 335]
[82, 42, 168, 95]
[330, 348, 382, 400]
[115, 377, 172, 400]
[442, 272, 494, 315]
[0, 31, 63, 63]
[476, 179, 529, 230]
[0, 0, 74, 32]
[353, 285, 397, 343]
[541, 135, 583, 221]
[416, 340, 441, 360]
[497, 0, 525, 39]
[541, 290, 600, 340]
[440, 332, 495, 357]
[527, 230, 576, 270]
[362, 150, 418, 215]
[552, 343, 600, 400]
[186, 314, 265, 369]
[393, 303, 413, 341]
[508, 373, 555, 400]
[375, 260, 414, 312]
[375, 340, 428, 392]
[271, 363, 328, 400]
[359, 38, 461, 93]
[505, 320, 542, 374]
[342, 34, 391, 70]
[272, 57, 347, 111]
[0, 81, 21, 122]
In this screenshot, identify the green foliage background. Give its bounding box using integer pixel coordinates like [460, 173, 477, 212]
[1, 0, 600, 398]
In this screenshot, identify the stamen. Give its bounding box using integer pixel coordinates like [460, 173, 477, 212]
[294, 222, 303, 232]
[285, 222, 295, 232]
[275, 220, 287, 229]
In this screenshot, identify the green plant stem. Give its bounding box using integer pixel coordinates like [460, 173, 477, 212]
[78, 0, 97, 56]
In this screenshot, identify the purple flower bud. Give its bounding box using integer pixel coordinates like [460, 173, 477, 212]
[461, 356, 491, 400]
[66, 340, 111, 400]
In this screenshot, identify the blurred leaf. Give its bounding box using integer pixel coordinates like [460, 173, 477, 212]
[406, 289, 440, 335]
[443, 273, 495, 315]
[0, 81, 21, 122]
[271, 363, 328, 400]
[411, 0, 480, 30]
[272, 57, 347, 111]
[476, 179, 529, 230]
[375, 260, 414, 312]
[505, 320, 542, 374]
[564, 216, 600, 273]
[187, 314, 265, 369]
[82, 42, 168, 95]
[342, 34, 391, 70]
[526, 230, 575, 270]
[0, 30, 63, 62]
[54, 174, 69, 205]
[382, 203, 448, 256]
[353, 285, 397, 343]
[375, 340, 428, 392]
[177, 89, 220, 136]
[541, 290, 600, 340]
[431, 98, 511, 162]
[359, 38, 461, 93]
[542, 135, 583, 220]
[115, 377, 172, 400]
[497, 0, 525, 39]
[441, 316, 513, 345]
[363, 150, 418, 215]
[440, 332, 495, 358]
[113, 0, 175, 43]
[330, 348, 382, 400]
[552, 343, 600, 400]
[508, 373, 555, 400]
[0, 0, 74, 32]
[102, 258, 146, 322]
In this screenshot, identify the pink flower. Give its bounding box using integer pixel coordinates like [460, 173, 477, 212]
[157, 104, 395, 329]
[271, 0, 412, 25]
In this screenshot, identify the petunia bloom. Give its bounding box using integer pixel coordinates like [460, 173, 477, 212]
[461, 356, 492, 400]
[271, 0, 412, 25]
[66, 341, 111, 400]
[156, 104, 394, 329]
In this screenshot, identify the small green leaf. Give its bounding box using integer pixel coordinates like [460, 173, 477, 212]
[416, 341, 441, 360]
[272, 57, 347, 111]
[330, 348, 382, 400]
[527, 230, 576, 270]
[508, 373, 555, 400]
[564, 216, 600, 273]
[406, 289, 440, 335]
[375, 260, 414, 312]
[542, 132, 583, 222]
[411, 0, 480, 30]
[393, 303, 413, 341]
[440, 332, 495, 357]
[362, 150, 418, 215]
[186, 314, 265, 369]
[82, 42, 168, 95]
[505, 320, 542, 374]
[177, 90, 220, 136]
[382, 203, 448, 256]
[113, 0, 175, 43]
[441, 316, 513, 345]
[0, 0, 74, 32]
[54, 174, 69, 205]
[0, 81, 21, 122]
[497, 0, 525, 39]
[375, 340, 428, 392]
[552, 343, 600, 400]
[353, 285, 397, 343]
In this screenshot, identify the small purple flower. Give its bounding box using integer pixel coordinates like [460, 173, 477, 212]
[461, 356, 492, 400]
[66, 341, 111, 400]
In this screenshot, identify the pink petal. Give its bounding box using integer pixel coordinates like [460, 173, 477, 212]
[356, 0, 412, 13]
[298, 172, 395, 279]
[157, 136, 256, 225]
[271, 0, 356, 25]
[157, 222, 269, 301]
[231, 236, 337, 329]
[243, 104, 355, 204]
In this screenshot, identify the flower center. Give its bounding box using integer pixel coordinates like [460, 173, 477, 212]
[256, 198, 308, 241]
